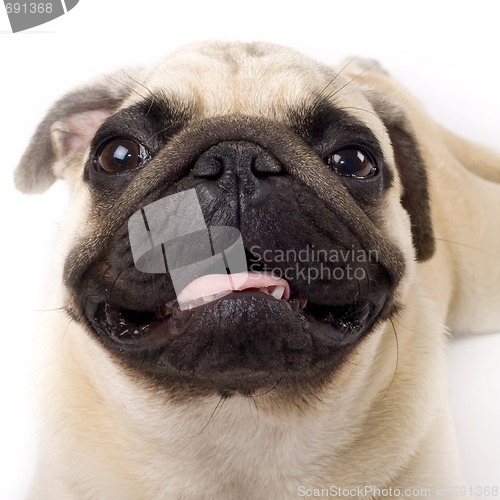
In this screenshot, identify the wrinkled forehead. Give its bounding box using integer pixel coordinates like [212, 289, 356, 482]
[122, 42, 388, 144]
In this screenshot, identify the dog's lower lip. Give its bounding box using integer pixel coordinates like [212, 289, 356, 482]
[83, 289, 389, 390]
[85, 289, 387, 349]
[86, 290, 301, 344]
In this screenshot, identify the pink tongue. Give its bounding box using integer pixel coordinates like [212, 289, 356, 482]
[177, 272, 290, 310]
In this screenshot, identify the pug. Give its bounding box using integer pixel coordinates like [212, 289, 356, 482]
[16, 41, 500, 499]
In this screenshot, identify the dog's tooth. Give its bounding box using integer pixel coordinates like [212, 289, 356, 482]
[179, 291, 233, 311]
[210, 291, 229, 301]
[299, 297, 308, 308]
[271, 286, 285, 300]
[259, 287, 270, 294]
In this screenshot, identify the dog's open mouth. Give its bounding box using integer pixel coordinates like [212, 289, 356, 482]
[85, 269, 387, 376]
[87, 287, 386, 344]
[87, 282, 384, 342]
[81, 243, 390, 393]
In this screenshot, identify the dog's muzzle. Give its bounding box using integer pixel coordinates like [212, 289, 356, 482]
[67, 116, 401, 395]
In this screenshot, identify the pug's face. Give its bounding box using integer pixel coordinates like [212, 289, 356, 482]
[17, 42, 434, 397]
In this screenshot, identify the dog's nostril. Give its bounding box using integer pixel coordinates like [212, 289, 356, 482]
[192, 156, 224, 179]
[250, 155, 285, 178]
[191, 141, 285, 181]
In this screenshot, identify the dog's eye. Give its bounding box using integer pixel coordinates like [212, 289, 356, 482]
[326, 148, 377, 178]
[95, 138, 150, 174]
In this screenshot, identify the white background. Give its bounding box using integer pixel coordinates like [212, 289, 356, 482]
[1, 1, 499, 498]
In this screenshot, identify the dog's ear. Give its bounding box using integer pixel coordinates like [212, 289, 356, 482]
[378, 105, 435, 261]
[14, 71, 142, 194]
[348, 64, 436, 262]
[345, 59, 435, 261]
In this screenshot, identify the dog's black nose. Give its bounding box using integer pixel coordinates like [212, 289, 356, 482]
[192, 141, 284, 180]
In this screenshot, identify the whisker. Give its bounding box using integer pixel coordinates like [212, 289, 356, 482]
[30, 307, 65, 312]
[113, 65, 155, 99]
[391, 316, 435, 340]
[335, 105, 380, 120]
[182, 396, 226, 439]
[147, 120, 185, 142]
[434, 237, 495, 257]
[247, 395, 261, 441]
[247, 375, 283, 398]
[88, 68, 148, 102]
[325, 59, 384, 102]
[378, 318, 400, 401]
[145, 95, 156, 117]
[318, 55, 358, 99]
[108, 269, 125, 304]
[60, 316, 75, 352]
[318, 47, 376, 100]
[385, 194, 494, 258]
